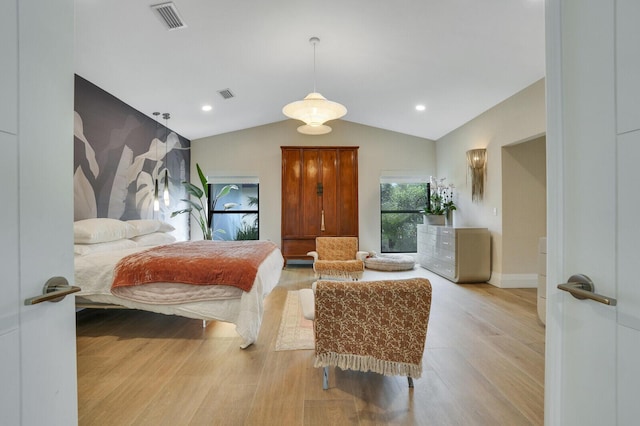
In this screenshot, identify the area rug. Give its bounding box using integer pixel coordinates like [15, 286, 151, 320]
[275, 291, 314, 351]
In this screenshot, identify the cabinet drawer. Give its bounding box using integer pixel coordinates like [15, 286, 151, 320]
[419, 232, 437, 247]
[282, 239, 315, 259]
[436, 226, 454, 237]
[433, 247, 455, 263]
[426, 225, 454, 236]
[420, 231, 455, 250]
[428, 259, 455, 280]
[438, 235, 455, 251]
[425, 225, 441, 236]
[420, 252, 453, 268]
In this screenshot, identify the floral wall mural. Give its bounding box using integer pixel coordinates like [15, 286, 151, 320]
[73, 75, 190, 240]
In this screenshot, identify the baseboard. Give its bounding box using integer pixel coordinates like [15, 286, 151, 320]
[488, 273, 538, 288]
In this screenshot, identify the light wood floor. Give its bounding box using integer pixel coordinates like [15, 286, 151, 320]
[76, 265, 545, 425]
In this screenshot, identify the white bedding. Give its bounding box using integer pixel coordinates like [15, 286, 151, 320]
[74, 244, 284, 348]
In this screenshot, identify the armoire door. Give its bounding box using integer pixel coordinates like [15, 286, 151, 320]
[336, 148, 358, 236]
[301, 149, 324, 236]
[311, 149, 339, 235]
[281, 146, 358, 262]
[281, 148, 306, 258]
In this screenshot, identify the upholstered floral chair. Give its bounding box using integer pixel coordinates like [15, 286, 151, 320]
[312, 278, 432, 389]
[307, 237, 368, 280]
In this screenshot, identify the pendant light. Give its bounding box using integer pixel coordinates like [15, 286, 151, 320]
[282, 37, 347, 135]
[152, 112, 160, 212]
[162, 112, 171, 206]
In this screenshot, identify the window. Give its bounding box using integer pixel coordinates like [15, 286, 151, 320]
[207, 179, 259, 240]
[380, 181, 428, 253]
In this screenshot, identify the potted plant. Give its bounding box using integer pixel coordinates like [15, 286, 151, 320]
[423, 178, 456, 226]
[171, 163, 237, 240]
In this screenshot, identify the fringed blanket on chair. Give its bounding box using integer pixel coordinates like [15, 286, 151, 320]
[313, 278, 432, 379]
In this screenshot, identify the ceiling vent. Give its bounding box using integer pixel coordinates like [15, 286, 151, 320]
[218, 89, 235, 100]
[151, 2, 187, 30]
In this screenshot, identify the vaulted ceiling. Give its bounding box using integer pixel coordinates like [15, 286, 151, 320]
[74, 0, 545, 141]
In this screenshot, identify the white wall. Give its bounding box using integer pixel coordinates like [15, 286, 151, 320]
[502, 136, 546, 275]
[192, 80, 546, 283]
[436, 78, 546, 287]
[192, 119, 436, 253]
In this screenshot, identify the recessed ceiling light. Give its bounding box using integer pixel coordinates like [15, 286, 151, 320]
[202, 105, 212, 112]
[415, 104, 426, 112]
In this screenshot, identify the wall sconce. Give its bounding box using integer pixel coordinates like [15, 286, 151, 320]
[466, 148, 487, 202]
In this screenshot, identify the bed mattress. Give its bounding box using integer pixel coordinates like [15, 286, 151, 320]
[74, 244, 284, 348]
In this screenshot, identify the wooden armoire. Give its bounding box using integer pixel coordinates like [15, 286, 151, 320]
[281, 146, 359, 263]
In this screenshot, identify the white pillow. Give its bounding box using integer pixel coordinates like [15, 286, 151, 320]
[74, 218, 136, 244]
[130, 232, 176, 247]
[126, 219, 176, 236]
[126, 219, 161, 237]
[74, 239, 138, 256]
[158, 221, 176, 233]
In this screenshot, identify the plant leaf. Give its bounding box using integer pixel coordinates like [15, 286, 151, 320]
[135, 171, 154, 218]
[183, 199, 202, 211]
[197, 164, 208, 194]
[183, 181, 203, 199]
[73, 166, 97, 220]
[74, 111, 100, 178]
[108, 144, 133, 219]
[215, 184, 238, 200]
[170, 208, 192, 217]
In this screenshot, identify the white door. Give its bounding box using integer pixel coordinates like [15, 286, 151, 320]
[545, 1, 640, 425]
[0, 1, 77, 425]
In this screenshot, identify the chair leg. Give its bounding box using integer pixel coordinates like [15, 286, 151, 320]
[323, 366, 329, 390]
[407, 377, 414, 388]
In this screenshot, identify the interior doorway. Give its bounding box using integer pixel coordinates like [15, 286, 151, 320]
[501, 135, 547, 321]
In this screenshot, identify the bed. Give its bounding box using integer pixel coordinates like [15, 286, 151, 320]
[73, 218, 284, 348]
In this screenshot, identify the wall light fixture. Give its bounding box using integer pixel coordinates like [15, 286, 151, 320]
[466, 148, 487, 202]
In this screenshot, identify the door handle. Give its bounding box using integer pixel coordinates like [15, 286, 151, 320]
[24, 276, 81, 305]
[557, 274, 617, 306]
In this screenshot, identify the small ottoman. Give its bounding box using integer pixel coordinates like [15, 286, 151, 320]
[364, 253, 415, 271]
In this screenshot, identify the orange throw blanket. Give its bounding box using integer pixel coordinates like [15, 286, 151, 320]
[111, 240, 277, 292]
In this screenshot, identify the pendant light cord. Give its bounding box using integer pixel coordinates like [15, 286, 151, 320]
[310, 36, 320, 93]
[153, 112, 160, 212]
[163, 113, 170, 150]
[153, 112, 160, 164]
[162, 113, 171, 207]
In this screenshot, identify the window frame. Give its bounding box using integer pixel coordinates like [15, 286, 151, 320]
[379, 176, 429, 254]
[207, 176, 259, 241]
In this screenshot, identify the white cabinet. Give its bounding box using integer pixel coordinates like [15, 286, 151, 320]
[417, 224, 490, 283]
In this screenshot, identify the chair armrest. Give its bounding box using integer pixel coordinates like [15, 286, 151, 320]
[356, 251, 369, 261]
[307, 251, 319, 261]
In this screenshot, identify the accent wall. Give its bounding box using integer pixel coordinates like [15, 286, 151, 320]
[73, 75, 190, 239]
